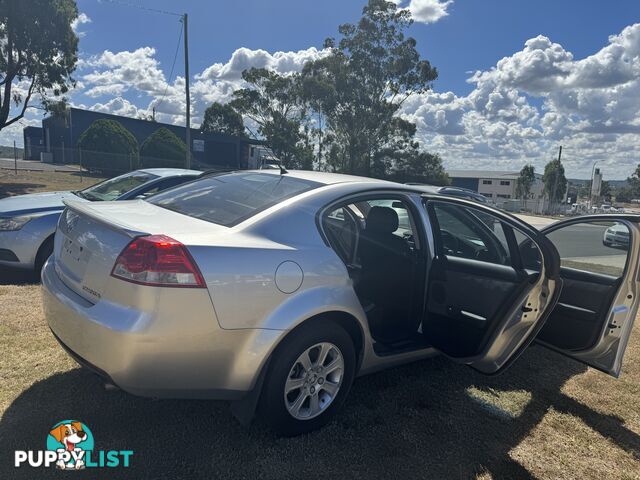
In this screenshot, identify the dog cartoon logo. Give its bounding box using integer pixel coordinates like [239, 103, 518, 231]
[46, 420, 94, 470]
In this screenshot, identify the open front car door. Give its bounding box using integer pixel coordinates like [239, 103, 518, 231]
[421, 196, 562, 374]
[532, 215, 640, 377]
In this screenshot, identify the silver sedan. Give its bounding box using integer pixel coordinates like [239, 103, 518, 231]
[42, 170, 640, 435]
[0, 168, 200, 274]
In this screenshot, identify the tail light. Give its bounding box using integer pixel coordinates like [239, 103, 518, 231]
[111, 235, 206, 288]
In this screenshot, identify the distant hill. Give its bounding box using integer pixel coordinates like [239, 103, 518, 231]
[0, 145, 24, 159]
[568, 178, 628, 188]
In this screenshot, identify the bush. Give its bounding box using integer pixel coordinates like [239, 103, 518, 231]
[140, 127, 187, 168]
[77, 119, 139, 173]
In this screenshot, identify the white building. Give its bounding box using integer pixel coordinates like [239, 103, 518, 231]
[447, 169, 545, 202]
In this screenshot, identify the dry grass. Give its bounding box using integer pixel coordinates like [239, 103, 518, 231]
[0, 172, 639, 478]
[0, 169, 104, 199]
[0, 281, 638, 479]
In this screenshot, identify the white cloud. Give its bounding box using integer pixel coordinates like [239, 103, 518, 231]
[71, 13, 91, 37]
[196, 46, 329, 81]
[88, 97, 140, 117]
[395, 0, 453, 24]
[401, 23, 640, 178]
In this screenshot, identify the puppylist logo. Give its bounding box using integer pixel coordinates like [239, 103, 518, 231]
[14, 420, 133, 470]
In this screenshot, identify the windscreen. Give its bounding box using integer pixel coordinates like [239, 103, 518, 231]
[148, 172, 321, 226]
[78, 171, 158, 201]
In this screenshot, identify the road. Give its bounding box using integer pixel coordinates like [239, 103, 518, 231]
[0, 157, 81, 172]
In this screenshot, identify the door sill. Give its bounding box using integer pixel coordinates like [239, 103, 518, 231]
[373, 334, 432, 357]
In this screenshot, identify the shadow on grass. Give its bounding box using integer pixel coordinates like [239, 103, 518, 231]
[0, 182, 48, 198]
[1, 345, 638, 479]
[0, 267, 39, 286]
[0, 171, 104, 199]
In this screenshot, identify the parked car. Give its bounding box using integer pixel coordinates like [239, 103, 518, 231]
[42, 170, 640, 436]
[409, 184, 490, 204]
[0, 168, 201, 274]
[603, 223, 630, 248]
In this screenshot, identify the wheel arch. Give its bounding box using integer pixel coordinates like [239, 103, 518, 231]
[34, 233, 55, 272]
[230, 310, 366, 426]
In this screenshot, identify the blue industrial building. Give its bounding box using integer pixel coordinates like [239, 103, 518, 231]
[32, 107, 262, 170]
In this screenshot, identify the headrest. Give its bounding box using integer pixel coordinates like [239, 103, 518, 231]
[366, 206, 399, 233]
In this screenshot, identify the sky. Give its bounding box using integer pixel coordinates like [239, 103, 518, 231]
[4, 0, 640, 179]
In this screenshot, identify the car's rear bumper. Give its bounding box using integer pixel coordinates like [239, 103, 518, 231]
[42, 258, 282, 399]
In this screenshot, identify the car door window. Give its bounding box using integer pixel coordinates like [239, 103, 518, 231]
[536, 218, 639, 377]
[430, 202, 510, 265]
[323, 206, 358, 265]
[546, 221, 629, 278]
[365, 199, 415, 241]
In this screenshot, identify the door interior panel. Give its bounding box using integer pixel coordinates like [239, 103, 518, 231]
[537, 267, 620, 351]
[424, 256, 526, 357]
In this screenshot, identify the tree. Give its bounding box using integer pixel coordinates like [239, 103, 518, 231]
[140, 127, 186, 168]
[77, 119, 139, 173]
[389, 150, 449, 185]
[201, 102, 246, 137]
[231, 68, 314, 169]
[0, 0, 79, 132]
[300, 0, 438, 178]
[515, 164, 535, 199]
[542, 159, 567, 203]
[626, 164, 640, 197]
[614, 186, 634, 203]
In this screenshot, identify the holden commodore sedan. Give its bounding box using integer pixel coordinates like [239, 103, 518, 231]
[42, 170, 640, 436]
[0, 168, 200, 275]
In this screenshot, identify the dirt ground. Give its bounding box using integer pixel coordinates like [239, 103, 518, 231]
[0, 169, 104, 199]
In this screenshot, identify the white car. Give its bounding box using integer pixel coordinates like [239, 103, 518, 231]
[0, 169, 201, 275]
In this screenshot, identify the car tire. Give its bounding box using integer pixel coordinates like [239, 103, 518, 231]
[35, 236, 54, 277]
[259, 320, 356, 436]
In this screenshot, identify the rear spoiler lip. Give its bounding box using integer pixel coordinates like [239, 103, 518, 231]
[62, 199, 149, 239]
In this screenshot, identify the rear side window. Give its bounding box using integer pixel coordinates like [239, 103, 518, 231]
[80, 171, 158, 201]
[148, 172, 321, 226]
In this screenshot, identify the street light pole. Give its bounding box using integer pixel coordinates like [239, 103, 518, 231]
[589, 161, 599, 210]
[183, 12, 191, 169]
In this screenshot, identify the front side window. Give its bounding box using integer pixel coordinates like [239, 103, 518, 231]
[546, 221, 629, 278]
[149, 172, 321, 226]
[430, 202, 510, 265]
[77, 171, 158, 201]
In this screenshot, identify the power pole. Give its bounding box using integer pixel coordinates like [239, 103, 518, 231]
[183, 13, 191, 169]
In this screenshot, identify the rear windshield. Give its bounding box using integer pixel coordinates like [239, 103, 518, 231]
[148, 172, 321, 226]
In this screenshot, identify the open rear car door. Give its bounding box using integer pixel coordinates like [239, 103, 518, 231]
[421, 196, 562, 374]
[532, 215, 640, 377]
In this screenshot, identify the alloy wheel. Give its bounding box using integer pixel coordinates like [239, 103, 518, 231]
[284, 342, 344, 420]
